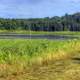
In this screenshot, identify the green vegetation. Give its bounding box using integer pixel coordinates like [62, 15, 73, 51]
[0, 39, 80, 80]
[0, 30, 80, 36]
[0, 39, 79, 64]
[0, 12, 80, 31]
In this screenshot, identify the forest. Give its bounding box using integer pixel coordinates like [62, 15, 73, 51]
[0, 12, 80, 31]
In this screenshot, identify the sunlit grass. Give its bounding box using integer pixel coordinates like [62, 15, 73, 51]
[0, 39, 79, 65]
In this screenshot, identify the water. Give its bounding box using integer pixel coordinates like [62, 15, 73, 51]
[0, 34, 79, 40]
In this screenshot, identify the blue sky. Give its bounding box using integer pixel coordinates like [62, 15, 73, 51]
[0, 0, 80, 18]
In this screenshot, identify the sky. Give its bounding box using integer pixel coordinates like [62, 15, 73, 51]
[0, 0, 80, 18]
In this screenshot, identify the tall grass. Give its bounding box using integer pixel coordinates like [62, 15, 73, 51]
[0, 39, 80, 65]
[0, 39, 80, 80]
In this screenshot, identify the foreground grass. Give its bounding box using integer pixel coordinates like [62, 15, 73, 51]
[0, 39, 80, 80]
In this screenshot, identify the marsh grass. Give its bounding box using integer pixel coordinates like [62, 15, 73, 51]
[0, 39, 80, 80]
[0, 39, 79, 65]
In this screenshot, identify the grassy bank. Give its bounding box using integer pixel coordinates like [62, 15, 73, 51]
[0, 30, 80, 36]
[0, 39, 80, 80]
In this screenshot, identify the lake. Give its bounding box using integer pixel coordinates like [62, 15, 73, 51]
[0, 34, 79, 40]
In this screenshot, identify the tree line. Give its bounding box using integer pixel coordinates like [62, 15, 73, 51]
[0, 12, 80, 31]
